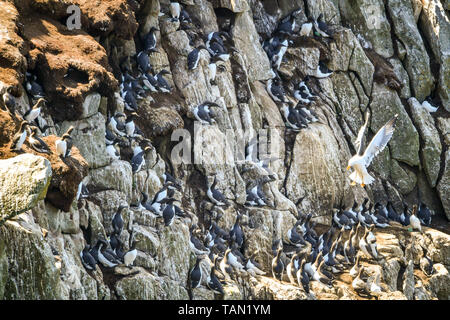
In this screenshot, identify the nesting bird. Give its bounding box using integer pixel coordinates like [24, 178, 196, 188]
[207, 176, 229, 206]
[24, 98, 45, 123]
[10, 120, 30, 151]
[188, 45, 207, 70]
[27, 126, 51, 154]
[55, 126, 74, 158]
[192, 101, 220, 125]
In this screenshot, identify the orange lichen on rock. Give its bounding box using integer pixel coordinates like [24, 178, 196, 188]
[21, 14, 118, 121]
[73, 0, 139, 39]
[0, 109, 89, 212]
[0, 0, 27, 89]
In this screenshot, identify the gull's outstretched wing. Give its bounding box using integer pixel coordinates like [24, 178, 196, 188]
[362, 114, 398, 166]
[355, 110, 371, 156]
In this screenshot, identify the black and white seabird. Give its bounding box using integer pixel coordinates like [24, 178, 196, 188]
[287, 222, 306, 247]
[141, 72, 159, 92]
[143, 27, 159, 53]
[112, 205, 126, 236]
[2, 87, 16, 112]
[170, 1, 181, 21]
[315, 61, 333, 78]
[24, 98, 45, 123]
[245, 253, 266, 276]
[105, 128, 118, 145]
[286, 252, 300, 285]
[122, 89, 139, 111]
[161, 198, 177, 226]
[55, 126, 74, 158]
[10, 120, 29, 151]
[207, 255, 224, 294]
[190, 256, 203, 289]
[281, 103, 307, 131]
[387, 202, 400, 222]
[207, 176, 229, 206]
[192, 101, 220, 125]
[229, 214, 244, 248]
[124, 240, 140, 267]
[136, 51, 152, 73]
[91, 239, 119, 268]
[299, 22, 313, 36]
[359, 227, 378, 260]
[296, 259, 310, 293]
[266, 77, 286, 102]
[272, 247, 285, 281]
[271, 39, 289, 70]
[313, 14, 332, 38]
[422, 96, 439, 113]
[131, 146, 152, 173]
[162, 172, 181, 189]
[420, 248, 434, 277]
[80, 245, 97, 271]
[188, 45, 208, 70]
[106, 141, 120, 160]
[125, 112, 139, 137]
[207, 41, 231, 62]
[418, 202, 432, 226]
[409, 205, 422, 232]
[108, 113, 126, 137]
[27, 126, 51, 154]
[25, 74, 46, 100]
[180, 8, 192, 24]
[155, 70, 172, 93]
[277, 13, 297, 36]
[352, 267, 368, 294]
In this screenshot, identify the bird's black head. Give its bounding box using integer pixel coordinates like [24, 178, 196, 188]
[159, 69, 171, 76]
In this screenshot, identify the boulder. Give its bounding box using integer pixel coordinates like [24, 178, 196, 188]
[0, 154, 52, 225]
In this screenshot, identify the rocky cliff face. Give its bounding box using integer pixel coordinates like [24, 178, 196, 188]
[0, 0, 449, 300]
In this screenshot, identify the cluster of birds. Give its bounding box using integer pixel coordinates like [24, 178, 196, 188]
[269, 200, 433, 297]
[333, 198, 432, 232]
[0, 92, 75, 160]
[185, 196, 434, 298]
[262, 10, 335, 131]
[80, 205, 140, 271]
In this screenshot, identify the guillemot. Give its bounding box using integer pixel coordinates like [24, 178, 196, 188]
[143, 27, 159, 53]
[207, 255, 224, 294]
[23, 98, 45, 123]
[192, 102, 219, 125]
[27, 126, 51, 154]
[188, 45, 208, 70]
[80, 244, 97, 271]
[131, 146, 152, 173]
[55, 126, 74, 158]
[112, 205, 126, 236]
[207, 176, 229, 206]
[10, 120, 29, 151]
[124, 239, 140, 268]
[271, 246, 284, 281]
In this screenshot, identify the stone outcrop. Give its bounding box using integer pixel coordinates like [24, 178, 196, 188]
[0, 154, 52, 225]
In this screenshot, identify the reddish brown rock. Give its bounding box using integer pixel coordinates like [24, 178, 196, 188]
[0, 110, 88, 212]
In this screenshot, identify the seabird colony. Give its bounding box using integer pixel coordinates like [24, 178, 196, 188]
[0, 3, 435, 299]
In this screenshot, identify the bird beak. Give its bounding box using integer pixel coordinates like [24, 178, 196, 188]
[346, 166, 351, 171]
